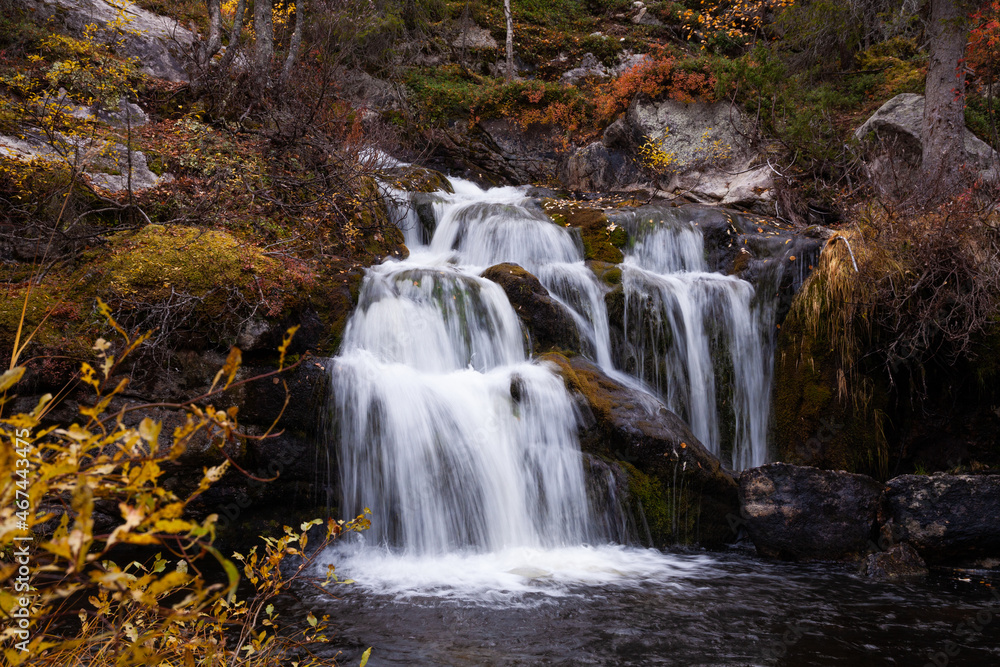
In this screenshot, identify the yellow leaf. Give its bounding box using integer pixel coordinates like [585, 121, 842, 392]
[279, 325, 300, 369]
[360, 647, 373, 667]
[139, 418, 161, 446]
[212, 347, 242, 391]
[0, 366, 25, 392]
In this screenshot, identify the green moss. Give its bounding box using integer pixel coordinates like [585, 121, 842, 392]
[543, 202, 627, 263]
[588, 261, 622, 286]
[104, 226, 279, 300]
[621, 460, 701, 547]
[608, 226, 628, 248]
[388, 166, 454, 194]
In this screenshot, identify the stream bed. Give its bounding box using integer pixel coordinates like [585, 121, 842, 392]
[311, 549, 1000, 666]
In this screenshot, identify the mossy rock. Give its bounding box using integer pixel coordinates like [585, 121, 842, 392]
[588, 260, 622, 286]
[3, 224, 364, 377]
[543, 353, 739, 547]
[481, 262, 582, 355]
[103, 225, 281, 302]
[353, 177, 410, 263]
[620, 460, 703, 547]
[386, 166, 454, 194]
[771, 301, 890, 479]
[542, 201, 628, 263]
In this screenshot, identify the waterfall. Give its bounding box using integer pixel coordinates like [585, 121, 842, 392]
[323, 177, 778, 596]
[332, 180, 604, 555]
[613, 208, 772, 470]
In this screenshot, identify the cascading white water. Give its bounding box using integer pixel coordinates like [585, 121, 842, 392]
[615, 209, 772, 470]
[427, 182, 615, 364]
[334, 259, 596, 553]
[326, 179, 713, 597]
[325, 175, 798, 598]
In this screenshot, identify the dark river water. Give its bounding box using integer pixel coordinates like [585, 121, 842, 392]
[301, 546, 1000, 666]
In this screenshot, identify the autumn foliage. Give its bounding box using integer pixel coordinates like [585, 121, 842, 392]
[969, 0, 1000, 87]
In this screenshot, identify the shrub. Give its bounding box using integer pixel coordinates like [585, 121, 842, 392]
[0, 306, 370, 665]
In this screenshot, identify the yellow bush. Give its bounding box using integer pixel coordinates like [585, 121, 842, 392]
[0, 305, 370, 665]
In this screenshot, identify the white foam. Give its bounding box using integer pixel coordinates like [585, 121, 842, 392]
[322, 543, 715, 603]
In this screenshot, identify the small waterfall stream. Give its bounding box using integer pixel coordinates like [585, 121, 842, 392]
[614, 209, 772, 469]
[324, 178, 773, 595]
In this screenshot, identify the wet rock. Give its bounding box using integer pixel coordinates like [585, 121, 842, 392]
[881, 474, 1000, 565]
[860, 543, 928, 581]
[479, 119, 562, 183]
[481, 263, 582, 354]
[385, 165, 454, 194]
[426, 121, 559, 186]
[544, 353, 739, 547]
[738, 463, 882, 561]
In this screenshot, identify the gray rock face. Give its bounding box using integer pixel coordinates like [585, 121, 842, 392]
[610, 51, 650, 76]
[452, 24, 498, 51]
[340, 69, 409, 113]
[0, 133, 168, 193]
[561, 94, 774, 204]
[562, 142, 640, 191]
[87, 142, 169, 192]
[739, 463, 882, 561]
[25, 0, 195, 82]
[881, 474, 1000, 565]
[628, 96, 751, 168]
[859, 543, 928, 581]
[562, 53, 608, 84]
[480, 263, 582, 354]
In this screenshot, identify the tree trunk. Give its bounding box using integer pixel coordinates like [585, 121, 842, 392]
[219, 0, 247, 69]
[279, 0, 305, 86]
[203, 0, 222, 63]
[255, 0, 274, 71]
[504, 0, 514, 81]
[922, 0, 972, 192]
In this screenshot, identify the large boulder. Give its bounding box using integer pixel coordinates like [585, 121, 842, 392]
[452, 23, 498, 50]
[24, 0, 195, 82]
[881, 474, 1000, 565]
[855, 93, 999, 183]
[426, 121, 560, 186]
[481, 263, 582, 354]
[543, 353, 739, 547]
[560, 95, 775, 206]
[738, 463, 882, 561]
[626, 96, 774, 206]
